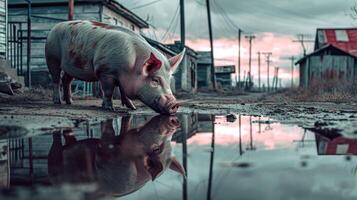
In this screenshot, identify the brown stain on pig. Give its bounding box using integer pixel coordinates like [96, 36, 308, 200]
[90, 21, 114, 29]
[95, 64, 110, 76]
[69, 48, 87, 69]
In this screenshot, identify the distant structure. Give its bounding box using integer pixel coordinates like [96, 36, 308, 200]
[167, 41, 198, 94]
[0, 0, 6, 59]
[215, 65, 235, 88]
[197, 51, 213, 89]
[296, 28, 357, 88]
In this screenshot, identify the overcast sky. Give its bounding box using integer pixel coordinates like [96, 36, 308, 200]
[118, 0, 357, 86]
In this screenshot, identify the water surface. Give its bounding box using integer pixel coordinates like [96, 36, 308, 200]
[0, 113, 356, 200]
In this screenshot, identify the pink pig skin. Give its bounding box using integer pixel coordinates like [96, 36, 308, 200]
[45, 20, 185, 114]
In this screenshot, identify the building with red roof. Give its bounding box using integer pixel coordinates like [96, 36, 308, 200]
[296, 28, 357, 88]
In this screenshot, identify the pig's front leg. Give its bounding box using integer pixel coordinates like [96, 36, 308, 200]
[118, 84, 136, 110]
[99, 76, 115, 111]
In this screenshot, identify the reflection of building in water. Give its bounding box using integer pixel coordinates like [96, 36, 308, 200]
[170, 113, 216, 144]
[6, 120, 115, 185]
[0, 140, 9, 188]
[315, 132, 357, 155]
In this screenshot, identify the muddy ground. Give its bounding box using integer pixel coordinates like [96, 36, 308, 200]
[1, 89, 357, 137]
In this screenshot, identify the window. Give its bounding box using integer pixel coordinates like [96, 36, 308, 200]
[317, 30, 326, 44]
[335, 30, 349, 42]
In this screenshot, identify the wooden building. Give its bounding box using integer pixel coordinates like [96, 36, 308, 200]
[215, 65, 235, 88]
[296, 28, 357, 88]
[167, 41, 198, 93]
[0, 0, 6, 58]
[197, 51, 212, 89]
[8, 0, 148, 91]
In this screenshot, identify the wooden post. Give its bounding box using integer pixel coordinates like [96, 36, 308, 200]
[206, 0, 216, 90]
[26, 0, 31, 88]
[257, 52, 261, 90]
[68, 0, 74, 20]
[238, 29, 242, 87]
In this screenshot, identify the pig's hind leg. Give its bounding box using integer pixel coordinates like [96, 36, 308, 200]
[99, 76, 115, 111]
[46, 54, 62, 104]
[61, 72, 74, 104]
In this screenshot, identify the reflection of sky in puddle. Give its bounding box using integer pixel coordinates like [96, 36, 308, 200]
[188, 115, 304, 151]
[1, 114, 357, 200]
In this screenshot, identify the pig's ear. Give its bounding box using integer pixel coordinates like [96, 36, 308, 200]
[143, 53, 162, 76]
[169, 157, 186, 177]
[169, 48, 186, 74]
[144, 156, 164, 181]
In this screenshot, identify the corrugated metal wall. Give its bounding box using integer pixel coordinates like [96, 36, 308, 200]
[301, 54, 356, 87]
[0, 0, 6, 58]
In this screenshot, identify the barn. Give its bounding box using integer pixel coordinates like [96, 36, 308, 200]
[296, 28, 357, 88]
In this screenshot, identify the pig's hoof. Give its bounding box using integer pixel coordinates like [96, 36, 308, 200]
[103, 106, 114, 111]
[65, 98, 73, 105]
[102, 102, 114, 111]
[126, 102, 136, 110]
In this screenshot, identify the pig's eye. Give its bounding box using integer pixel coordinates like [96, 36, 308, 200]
[151, 78, 160, 87]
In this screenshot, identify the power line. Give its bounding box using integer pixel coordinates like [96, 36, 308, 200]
[130, 0, 164, 10]
[161, 3, 180, 42]
[212, 0, 241, 31]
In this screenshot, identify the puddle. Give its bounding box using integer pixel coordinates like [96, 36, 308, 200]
[0, 113, 357, 200]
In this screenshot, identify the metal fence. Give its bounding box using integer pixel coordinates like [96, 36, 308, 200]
[7, 22, 24, 76]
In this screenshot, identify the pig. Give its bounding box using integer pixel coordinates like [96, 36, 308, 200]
[48, 115, 185, 198]
[45, 20, 185, 114]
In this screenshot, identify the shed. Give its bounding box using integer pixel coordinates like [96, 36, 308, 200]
[167, 41, 198, 93]
[296, 28, 357, 88]
[0, 0, 6, 58]
[215, 65, 235, 88]
[197, 51, 212, 89]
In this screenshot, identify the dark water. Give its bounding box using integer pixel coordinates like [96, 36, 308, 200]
[0, 113, 357, 200]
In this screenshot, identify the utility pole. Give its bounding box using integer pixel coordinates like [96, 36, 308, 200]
[237, 29, 242, 87]
[26, 0, 32, 88]
[206, 0, 217, 90]
[257, 52, 261, 91]
[273, 67, 279, 90]
[245, 34, 255, 87]
[68, 0, 74, 20]
[180, 0, 185, 48]
[293, 34, 314, 56]
[262, 52, 272, 92]
[289, 56, 295, 88]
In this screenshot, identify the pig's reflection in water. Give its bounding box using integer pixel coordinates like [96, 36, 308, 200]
[48, 115, 185, 198]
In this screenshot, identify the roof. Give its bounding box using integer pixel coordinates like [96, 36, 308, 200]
[295, 44, 357, 64]
[9, 0, 149, 29]
[215, 65, 236, 74]
[144, 36, 177, 57]
[166, 41, 198, 58]
[197, 51, 212, 65]
[315, 28, 357, 57]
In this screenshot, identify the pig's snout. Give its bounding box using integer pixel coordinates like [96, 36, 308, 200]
[168, 103, 179, 114]
[160, 94, 179, 115]
[169, 116, 180, 127]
